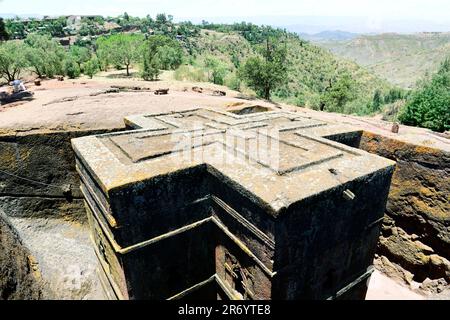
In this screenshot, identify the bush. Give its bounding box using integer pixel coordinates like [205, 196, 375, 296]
[69, 45, 91, 71]
[203, 55, 228, 85]
[63, 58, 81, 79]
[382, 100, 406, 122]
[293, 93, 307, 107]
[224, 73, 241, 91]
[141, 56, 160, 81]
[319, 73, 357, 113]
[83, 57, 100, 78]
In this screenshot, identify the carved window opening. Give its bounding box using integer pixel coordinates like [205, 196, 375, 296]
[224, 251, 254, 300]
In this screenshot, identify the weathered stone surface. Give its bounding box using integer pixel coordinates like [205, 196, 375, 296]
[0, 128, 121, 299]
[0, 197, 85, 221]
[0, 211, 42, 300]
[361, 132, 450, 284]
[421, 278, 450, 296]
[7, 217, 105, 300]
[0, 129, 120, 204]
[374, 255, 416, 286]
[73, 108, 395, 300]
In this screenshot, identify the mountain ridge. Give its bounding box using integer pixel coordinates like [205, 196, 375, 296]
[315, 32, 450, 88]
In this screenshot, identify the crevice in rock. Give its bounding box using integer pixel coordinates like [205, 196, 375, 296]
[0, 193, 83, 200]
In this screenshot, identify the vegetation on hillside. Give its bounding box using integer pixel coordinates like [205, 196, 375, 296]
[399, 58, 450, 132]
[2, 13, 446, 132]
[319, 33, 450, 88]
[192, 23, 394, 114]
[5, 16, 68, 39]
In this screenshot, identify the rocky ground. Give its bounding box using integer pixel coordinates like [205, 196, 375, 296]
[0, 210, 42, 299]
[0, 71, 274, 135]
[0, 71, 448, 300]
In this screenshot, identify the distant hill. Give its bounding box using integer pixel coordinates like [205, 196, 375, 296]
[193, 28, 391, 113]
[298, 30, 359, 42]
[316, 32, 450, 88]
[1, 15, 393, 115]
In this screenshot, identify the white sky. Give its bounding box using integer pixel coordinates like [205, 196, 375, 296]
[1, 0, 449, 33]
[1, 0, 449, 21]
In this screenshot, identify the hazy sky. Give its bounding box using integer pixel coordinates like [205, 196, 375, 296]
[1, 0, 449, 20]
[1, 0, 449, 32]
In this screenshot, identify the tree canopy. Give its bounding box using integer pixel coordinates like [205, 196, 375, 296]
[239, 38, 288, 100]
[69, 45, 91, 70]
[141, 35, 184, 80]
[319, 72, 357, 112]
[0, 41, 28, 82]
[24, 34, 65, 78]
[83, 57, 100, 79]
[399, 58, 450, 132]
[96, 33, 144, 76]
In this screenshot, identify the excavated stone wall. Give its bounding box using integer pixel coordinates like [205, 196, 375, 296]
[360, 132, 450, 284]
[0, 210, 42, 300]
[0, 122, 448, 299]
[0, 128, 122, 299]
[0, 130, 120, 220]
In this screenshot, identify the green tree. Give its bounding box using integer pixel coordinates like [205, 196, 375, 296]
[141, 54, 160, 81]
[69, 45, 91, 70]
[24, 34, 65, 78]
[204, 56, 228, 85]
[5, 20, 26, 39]
[63, 57, 81, 79]
[141, 35, 183, 80]
[225, 73, 241, 91]
[96, 33, 144, 76]
[79, 23, 95, 36]
[239, 38, 288, 100]
[83, 57, 100, 78]
[0, 41, 27, 82]
[0, 18, 9, 41]
[155, 44, 183, 70]
[319, 73, 356, 112]
[44, 17, 67, 37]
[437, 57, 450, 75]
[156, 14, 168, 25]
[384, 88, 405, 104]
[371, 89, 383, 112]
[399, 59, 450, 132]
[95, 36, 110, 71]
